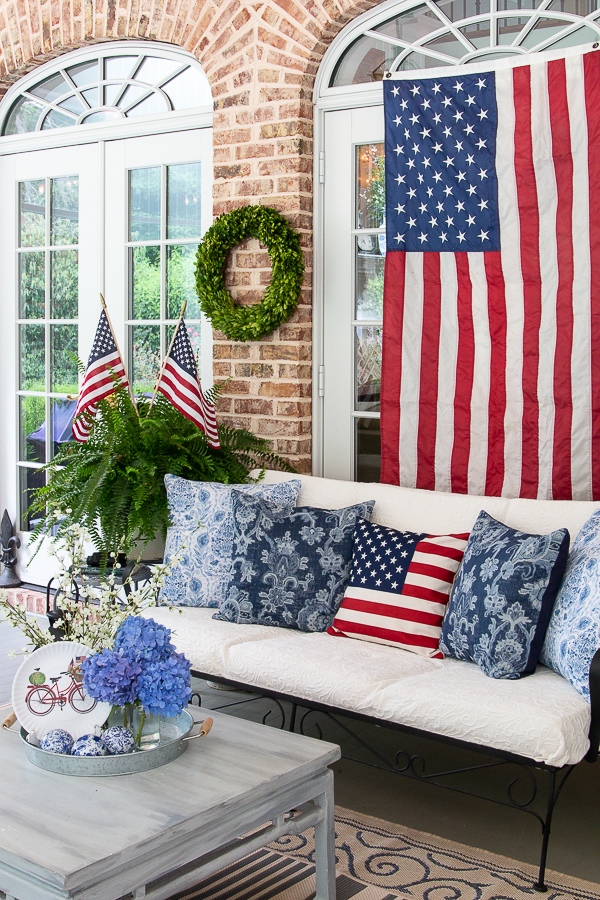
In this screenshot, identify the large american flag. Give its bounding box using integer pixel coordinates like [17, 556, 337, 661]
[72, 310, 128, 442]
[157, 321, 220, 448]
[381, 48, 600, 500]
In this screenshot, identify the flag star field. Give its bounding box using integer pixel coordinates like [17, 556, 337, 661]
[384, 74, 500, 252]
[349, 521, 426, 593]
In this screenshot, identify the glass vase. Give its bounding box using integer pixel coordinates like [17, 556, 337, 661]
[107, 704, 136, 733]
[132, 707, 162, 751]
[106, 705, 162, 750]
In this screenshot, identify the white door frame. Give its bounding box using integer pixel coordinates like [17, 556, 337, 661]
[312, 86, 383, 479]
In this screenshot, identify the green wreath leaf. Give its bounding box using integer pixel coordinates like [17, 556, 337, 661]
[195, 205, 305, 342]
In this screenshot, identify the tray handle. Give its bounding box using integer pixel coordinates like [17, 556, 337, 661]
[1, 711, 18, 734]
[183, 717, 213, 742]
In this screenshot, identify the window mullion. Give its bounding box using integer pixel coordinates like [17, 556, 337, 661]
[160, 163, 168, 361]
[45, 176, 51, 467]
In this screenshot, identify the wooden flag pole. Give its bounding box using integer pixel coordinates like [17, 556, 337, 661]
[147, 299, 187, 414]
[100, 293, 140, 418]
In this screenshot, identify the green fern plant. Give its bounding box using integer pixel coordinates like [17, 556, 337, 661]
[29, 387, 295, 561]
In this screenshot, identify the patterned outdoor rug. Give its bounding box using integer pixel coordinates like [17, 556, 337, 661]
[169, 806, 600, 900]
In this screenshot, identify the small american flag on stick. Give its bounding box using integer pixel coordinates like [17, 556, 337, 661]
[72, 306, 129, 442]
[154, 316, 220, 449]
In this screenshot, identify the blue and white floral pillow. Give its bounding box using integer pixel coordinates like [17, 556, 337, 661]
[159, 475, 301, 608]
[541, 508, 600, 701]
[439, 510, 569, 679]
[213, 491, 375, 632]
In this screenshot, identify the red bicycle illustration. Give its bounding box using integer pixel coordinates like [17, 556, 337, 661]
[25, 659, 96, 716]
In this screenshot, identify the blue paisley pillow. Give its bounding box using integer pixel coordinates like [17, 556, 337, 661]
[159, 475, 301, 608]
[439, 510, 569, 679]
[541, 508, 600, 701]
[213, 491, 375, 632]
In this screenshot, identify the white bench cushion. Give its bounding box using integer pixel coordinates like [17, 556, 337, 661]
[146, 607, 591, 767]
[255, 471, 599, 543]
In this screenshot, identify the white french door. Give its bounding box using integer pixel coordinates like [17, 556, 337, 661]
[0, 127, 213, 584]
[0, 144, 99, 584]
[321, 104, 384, 483]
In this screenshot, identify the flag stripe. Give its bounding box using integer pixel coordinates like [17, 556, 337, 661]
[548, 58, 575, 500]
[531, 58, 559, 499]
[584, 51, 600, 499]
[331, 621, 443, 653]
[416, 253, 441, 491]
[339, 586, 447, 614]
[467, 252, 491, 494]
[495, 65, 523, 499]
[484, 251, 507, 496]
[450, 253, 475, 493]
[335, 604, 445, 634]
[435, 254, 459, 492]
[338, 597, 446, 628]
[567, 54, 592, 500]
[513, 63, 542, 499]
[381, 252, 405, 486]
[399, 254, 424, 488]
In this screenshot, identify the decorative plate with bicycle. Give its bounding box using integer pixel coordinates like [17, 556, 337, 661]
[11, 642, 112, 740]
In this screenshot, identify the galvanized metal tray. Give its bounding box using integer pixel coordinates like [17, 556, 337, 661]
[17, 711, 212, 776]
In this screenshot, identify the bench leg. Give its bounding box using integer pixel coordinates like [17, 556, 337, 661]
[287, 702, 297, 733]
[313, 773, 336, 900]
[534, 770, 557, 892]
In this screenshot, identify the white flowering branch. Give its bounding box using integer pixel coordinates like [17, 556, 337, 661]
[0, 514, 188, 655]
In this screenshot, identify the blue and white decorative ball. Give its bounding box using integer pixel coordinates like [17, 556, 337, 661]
[102, 726, 135, 755]
[40, 729, 74, 754]
[71, 734, 107, 757]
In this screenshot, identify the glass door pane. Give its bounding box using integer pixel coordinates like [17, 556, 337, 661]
[16, 173, 79, 528]
[127, 160, 204, 395]
[352, 142, 384, 481]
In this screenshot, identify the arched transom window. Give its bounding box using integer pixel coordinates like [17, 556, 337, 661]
[1, 44, 212, 135]
[328, 0, 600, 87]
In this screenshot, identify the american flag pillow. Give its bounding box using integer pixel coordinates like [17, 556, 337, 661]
[328, 518, 469, 658]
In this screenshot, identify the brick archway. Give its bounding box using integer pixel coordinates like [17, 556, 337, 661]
[0, 0, 386, 472]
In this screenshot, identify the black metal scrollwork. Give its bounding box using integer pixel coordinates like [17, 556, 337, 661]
[262, 697, 286, 729]
[506, 765, 538, 809]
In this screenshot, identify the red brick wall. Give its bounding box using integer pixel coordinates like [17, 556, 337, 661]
[0, 0, 383, 473]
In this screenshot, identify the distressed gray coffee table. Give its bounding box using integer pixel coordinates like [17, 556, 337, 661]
[0, 707, 340, 900]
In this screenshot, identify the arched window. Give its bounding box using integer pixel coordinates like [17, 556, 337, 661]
[313, 1, 598, 483]
[1, 44, 211, 133]
[0, 42, 213, 580]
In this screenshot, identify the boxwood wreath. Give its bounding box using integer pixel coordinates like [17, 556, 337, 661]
[195, 205, 304, 342]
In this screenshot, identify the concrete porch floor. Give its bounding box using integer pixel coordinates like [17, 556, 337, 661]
[191, 677, 600, 886]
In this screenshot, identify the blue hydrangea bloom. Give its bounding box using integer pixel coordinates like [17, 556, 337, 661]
[82, 648, 142, 706]
[82, 616, 192, 717]
[136, 651, 192, 717]
[113, 616, 174, 662]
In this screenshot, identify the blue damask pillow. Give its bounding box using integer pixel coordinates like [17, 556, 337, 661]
[159, 475, 301, 608]
[439, 510, 569, 679]
[213, 491, 375, 632]
[541, 508, 600, 701]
